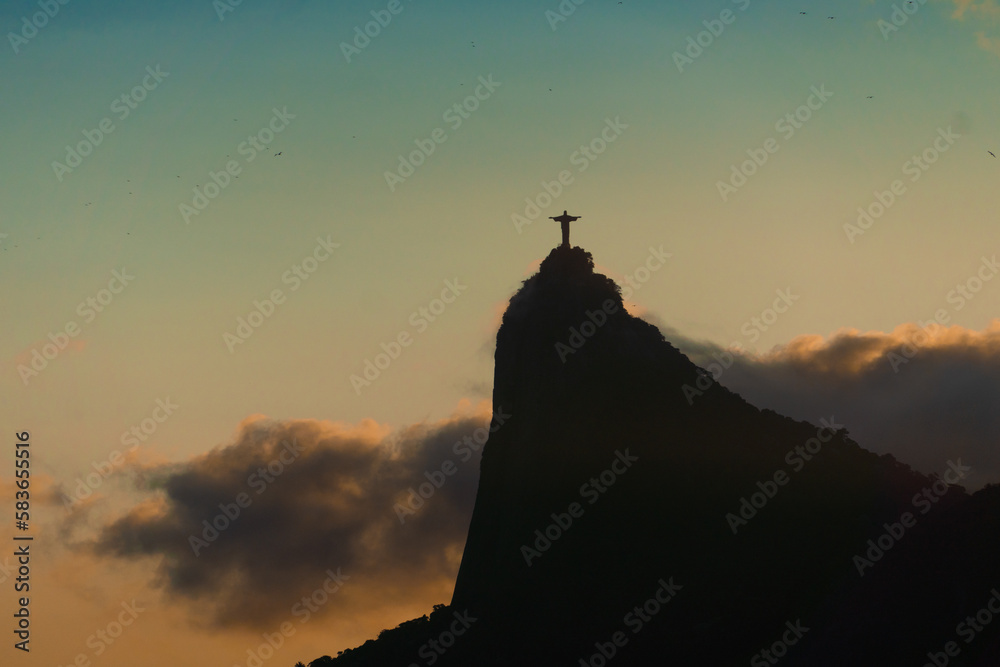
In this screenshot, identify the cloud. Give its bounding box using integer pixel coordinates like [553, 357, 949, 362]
[78, 317, 1000, 631]
[670, 320, 1000, 488]
[952, 0, 1000, 21]
[84, 401, 498, 629]
[976, 29, 1000, 55]
[948, 0, 1000, 57]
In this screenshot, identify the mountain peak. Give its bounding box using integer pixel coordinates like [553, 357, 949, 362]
[537, 244, 597, 280]
[508, 245, 622, 314]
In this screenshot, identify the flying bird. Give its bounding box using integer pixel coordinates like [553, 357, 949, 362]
[990, 151, 996, 158]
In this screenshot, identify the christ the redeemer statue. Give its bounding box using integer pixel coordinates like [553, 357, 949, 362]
[549, 210, 581, 247]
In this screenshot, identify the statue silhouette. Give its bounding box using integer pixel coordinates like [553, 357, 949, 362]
[548, 210, 581, 247]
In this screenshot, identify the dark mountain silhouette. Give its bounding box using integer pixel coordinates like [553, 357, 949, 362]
[304, 246, 1000, 666]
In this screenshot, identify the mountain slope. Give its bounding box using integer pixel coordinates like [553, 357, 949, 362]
[310, 246, 1000, 667]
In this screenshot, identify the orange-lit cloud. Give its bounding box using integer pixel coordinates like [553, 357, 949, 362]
[755, 320, 1000, 375]
[952, 0, 1000, 21]
[80, 401, 497, 630]
[667, 320, 1000, 487]
[976, 30, 1000, 55]
[949, 0, 1000, 57]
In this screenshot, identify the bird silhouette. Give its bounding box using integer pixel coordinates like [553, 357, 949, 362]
[990, 151, 996, 158]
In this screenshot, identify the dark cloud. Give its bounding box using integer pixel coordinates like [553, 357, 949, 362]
[668, 320, 1000, 488]
[85, 318, 1000, 631]
[87, 404, 496, 629]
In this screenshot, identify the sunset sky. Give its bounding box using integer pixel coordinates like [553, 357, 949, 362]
[3, 1, 1000, 665]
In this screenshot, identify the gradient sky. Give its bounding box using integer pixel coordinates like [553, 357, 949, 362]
[3, 1, 1000, 665]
